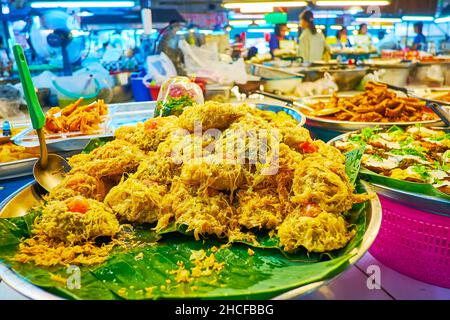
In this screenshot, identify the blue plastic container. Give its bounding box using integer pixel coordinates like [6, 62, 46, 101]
[130, 71, 152, 102]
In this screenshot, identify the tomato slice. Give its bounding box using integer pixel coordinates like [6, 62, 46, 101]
[67, 196, 89, 214]
[145, 120, 158, 131]
[299, 141, 319, 153]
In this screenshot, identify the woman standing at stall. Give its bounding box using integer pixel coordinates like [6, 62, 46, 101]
[269, 23, 288, 57]
[297, 10, 328, 63]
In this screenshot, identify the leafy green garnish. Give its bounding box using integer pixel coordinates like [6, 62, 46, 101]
[399, 136, 414, 148]
[411, 164, 430, 180]
[390, 148, 427, 160]
[386, 125, 404, 133]
[155, 95, 194, 117]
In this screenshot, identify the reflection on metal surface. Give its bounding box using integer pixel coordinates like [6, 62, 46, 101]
[0, 182, 43, 218]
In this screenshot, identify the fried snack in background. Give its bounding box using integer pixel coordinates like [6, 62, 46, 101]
[44, 98, 108, 135]
[309, 82, 438, 122]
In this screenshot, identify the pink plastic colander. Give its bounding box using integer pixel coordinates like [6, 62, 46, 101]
[369, 195, 450, 288]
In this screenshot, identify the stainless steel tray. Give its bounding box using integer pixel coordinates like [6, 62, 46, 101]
[0, 180, 381, 300]
[298, 95, 444, 133]
[0, 102, 155, 180]
[328, 132, 450, 216]
[12, 101, 155, 152]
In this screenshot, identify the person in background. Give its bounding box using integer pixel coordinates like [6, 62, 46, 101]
[269, 23, 288, 56]
[0, 37, 11, 76]
[246, 46, 258, 60]
[353, 23, 372, 49]
[298, 10, 328, 63]
[412, 22, 427, 51]
[231, 34, 244, 60]
[337, 27, 351, 48]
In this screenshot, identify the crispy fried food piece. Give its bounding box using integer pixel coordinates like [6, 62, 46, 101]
[34, 197, 120, 244]
[132, 151, 179, 185]
[178, 101, 245, 132]
[236, 188, 283, 230]
[0, 143, 38, 163]
[44, 99, 108, 135]
[278, 211, 355, 253]
[157, 179, 236, 240]
[180, 157, 244, 192]
[69, 140, 145, 180]
[114, 116, 179, 152]
[291, 157, 359, 214]
[45, 172, 107, 202]
[104, 177, 166, 224]
[281, 126, 312, 150]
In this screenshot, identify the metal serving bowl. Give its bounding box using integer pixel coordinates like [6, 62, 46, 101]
[297, 95, 444, 141]
[0, 180, 381, 299]
[328, 131, 450, 216]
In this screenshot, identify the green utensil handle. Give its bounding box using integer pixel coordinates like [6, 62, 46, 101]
[12, 44, 45, 130]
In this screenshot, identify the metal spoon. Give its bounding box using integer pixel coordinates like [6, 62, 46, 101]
[13, 45, 70, 192]
[253, 90, 315, 113]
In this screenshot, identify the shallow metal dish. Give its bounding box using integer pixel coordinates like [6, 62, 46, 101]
[0, 180, 381, 300]
[328, 132, 450, 216]
[12, 102, 155, 152]
[298, 95, 444, 133]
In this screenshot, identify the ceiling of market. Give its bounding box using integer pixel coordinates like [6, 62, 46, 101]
[3, 0, 449, 24]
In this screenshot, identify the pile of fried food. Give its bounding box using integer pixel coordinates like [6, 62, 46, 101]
[0, 143, 37, 163]
[308, 82, 438, 122]
[428, 91, 450, 103]
[0, 127, 38, 164]
[334, 125, 450, 195]
[14, 102, 368, 267]
[44, 98, 108, 135]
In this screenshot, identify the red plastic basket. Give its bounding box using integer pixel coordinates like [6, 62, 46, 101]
[369, 195, 450, 288]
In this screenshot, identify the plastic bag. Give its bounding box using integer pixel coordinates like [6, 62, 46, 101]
[155, 76, 204, 116]
[294, 73, 338, 97]
[178, 40, 250, 84]
[357, 69, 385, 91]
[144, 52, 177, 85]
[0, 84, 22, 118]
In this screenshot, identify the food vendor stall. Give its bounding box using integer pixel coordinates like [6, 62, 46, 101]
[0, 0, 448, 303]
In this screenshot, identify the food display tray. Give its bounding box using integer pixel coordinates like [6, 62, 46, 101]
[12, 102, 156, 152]
[328, 132, 450, 216]
[0, 102, 155, 180]
[0, 180, 382, 299]
[298, 95, 444, 141]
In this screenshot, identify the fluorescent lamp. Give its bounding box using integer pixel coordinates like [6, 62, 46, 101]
[31, 1, 135, 8]
[240, 5, 273, 13]
[77, 11, 94, 17]
[355, 17, 402, 23]
[287, 23, 298, 29]
[317, 1, 389, 6]
[313, 13, 338, 18]
[402, 16, 434, 22]
[229, 20, 265, 26]
[435, 16, 450, 23]
[247, 28, 274, 33]
[1, 4, 10, 15]
[330, 25, 343, 30]
[224, 2, 307, 9]
[229, 13, 265, 19]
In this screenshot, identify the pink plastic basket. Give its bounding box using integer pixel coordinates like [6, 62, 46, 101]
[369, 195, 450, 288]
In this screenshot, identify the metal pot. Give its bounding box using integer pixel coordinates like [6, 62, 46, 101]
[300, 66, 369, 91]
[111, 72, 133, 103]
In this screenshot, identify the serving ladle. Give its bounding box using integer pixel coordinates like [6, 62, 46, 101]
[13, 45, 70, 192]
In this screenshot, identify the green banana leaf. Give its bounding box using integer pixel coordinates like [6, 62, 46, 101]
[0, 140, 369, 300]
[82, 137, 114, 154]
[0, 213, 357, 300]
[359, 167, 450, 201]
